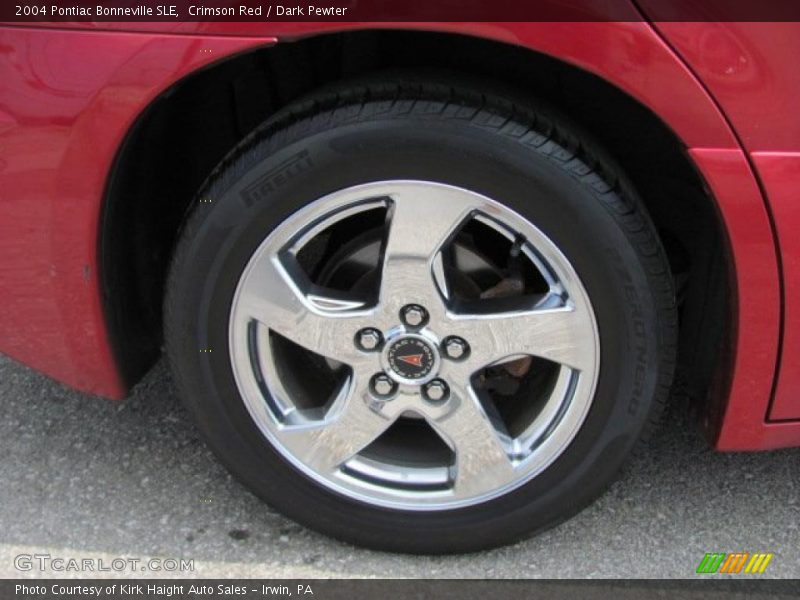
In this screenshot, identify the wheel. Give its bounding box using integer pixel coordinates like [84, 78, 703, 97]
[165, 76, 676, 553]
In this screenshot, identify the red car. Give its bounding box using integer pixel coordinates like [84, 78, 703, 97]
[2, 5, 799, 552]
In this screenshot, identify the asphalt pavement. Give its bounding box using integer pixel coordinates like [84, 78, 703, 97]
[1, 353, 798, 579]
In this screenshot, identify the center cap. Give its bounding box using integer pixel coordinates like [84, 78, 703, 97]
[384, 334, 439, 385]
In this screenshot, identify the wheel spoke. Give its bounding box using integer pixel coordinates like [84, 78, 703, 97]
[236, 252, 371, 363]
[453, 303, 595, 373]
[429, 383, 517, 497]
[380, 186, 480, 314]
[276, 371, 394, 474]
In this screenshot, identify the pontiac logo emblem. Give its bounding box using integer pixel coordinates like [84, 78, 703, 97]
[397, 354, 424, 367]
[386, 337, 436, 381]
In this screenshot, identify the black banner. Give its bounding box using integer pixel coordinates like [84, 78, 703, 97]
[2, 0, 800, 23]
[3, 580, 800, 600]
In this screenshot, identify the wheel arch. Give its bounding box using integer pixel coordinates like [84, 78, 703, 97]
[100, 26, 753, 444]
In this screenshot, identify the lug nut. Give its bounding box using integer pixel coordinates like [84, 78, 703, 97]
[371, 373, 397, 398]
[443, 337, 469, 360]
[401, 304, 428, 327]
[356, 328, 382, 351]
[423, 379, 449, 402]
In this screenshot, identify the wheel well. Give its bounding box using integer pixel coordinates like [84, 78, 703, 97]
[101, 29, 729, 410]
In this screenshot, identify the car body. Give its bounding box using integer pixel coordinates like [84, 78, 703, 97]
[3, 11, 799, 449]
[0, 0, 800, 552]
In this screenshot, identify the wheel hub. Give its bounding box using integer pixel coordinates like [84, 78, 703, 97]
[382, 331, 440, 385]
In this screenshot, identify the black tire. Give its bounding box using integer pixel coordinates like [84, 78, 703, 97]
[164, 75, 676, 553]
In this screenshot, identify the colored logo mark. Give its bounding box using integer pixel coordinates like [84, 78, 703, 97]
[696, 552, 773, 574]
[397, 354, 424, 367]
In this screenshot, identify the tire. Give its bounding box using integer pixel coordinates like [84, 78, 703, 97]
[164, 75, 676, 553]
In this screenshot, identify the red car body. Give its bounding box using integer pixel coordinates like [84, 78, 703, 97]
[1, 7, 799, 451]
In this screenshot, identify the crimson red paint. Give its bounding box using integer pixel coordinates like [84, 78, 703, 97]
[751, 153, 800, 423]
[0, 28, 272, 397]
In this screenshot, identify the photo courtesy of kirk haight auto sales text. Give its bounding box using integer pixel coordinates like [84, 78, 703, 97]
[16, 583, 315, 596]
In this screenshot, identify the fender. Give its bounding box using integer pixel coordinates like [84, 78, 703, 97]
[0, 28, 274, 397]
[641, 16, 800, 443]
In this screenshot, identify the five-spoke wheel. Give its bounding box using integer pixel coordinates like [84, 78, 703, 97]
[229, 181, 599, 508]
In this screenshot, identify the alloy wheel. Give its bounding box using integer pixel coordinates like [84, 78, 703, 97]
[228, 180, 600, 510]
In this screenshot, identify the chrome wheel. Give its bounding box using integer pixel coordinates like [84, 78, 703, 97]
[229, 181, 599, 510]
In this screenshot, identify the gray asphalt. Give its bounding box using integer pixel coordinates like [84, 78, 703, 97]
[1, 353, 799, 579]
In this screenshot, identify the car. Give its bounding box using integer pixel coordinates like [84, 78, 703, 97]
[1, 5, 799, 553]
